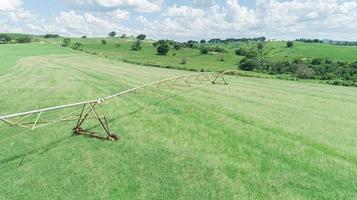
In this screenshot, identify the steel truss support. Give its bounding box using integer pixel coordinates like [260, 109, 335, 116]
[72, 102, 119, 141]
[212, 72, 228, 85]
[0, 71, 234, 141]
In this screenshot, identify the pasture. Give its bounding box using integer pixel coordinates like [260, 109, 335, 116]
[53, 37, 242, 72]
[0, 43, 356, 199]
[261, 41, 357, 62]
[56, 38, 357, 74]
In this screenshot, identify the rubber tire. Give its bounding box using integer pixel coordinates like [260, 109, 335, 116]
[108, 133, 119, 141]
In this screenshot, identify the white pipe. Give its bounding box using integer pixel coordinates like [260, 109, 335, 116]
[0, 72, 217, 120]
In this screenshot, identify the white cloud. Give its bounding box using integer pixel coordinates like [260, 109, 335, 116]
[255, 0, 357, 39]
[0, 0, 37, 33]
[166, 5, 204, 18]
[193, 0, 216, 7]
[64, 0, 164, 12]
[226, 0, 257, 27]
[139, 3, 257, 40]
[0, 0, 22, 11]
[40, 10, 132, 36]
[108, 9, 130, 20]
[136, 15, 148, 23]
[2, 0, 357, 41]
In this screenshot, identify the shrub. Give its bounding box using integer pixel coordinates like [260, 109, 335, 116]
[180, 58, 187, 65]
[62, 38, 71, 47]
[219, 56, 224, 62]
[293, 58, 302, 64]
[295, 64, 316, 79]
[16, 36, 32, 43]
[174, 43, 182, 50]
[82, 36, 87, 39]
[311, 58, 322, 65]
[239, 58, 260, 71]
[325, 59, 333, 64]
[153, 40, 167, 47]
[131, 39, 142, 51]
[72, 42, 83, 50]
[287, 41, 293, 48]
[200, 46, 209, 54]
[200, 39, 206, 44]
[257, 42, 264, 50]
[270, 61, 290, 74]
[246, 50, 259, 59]
[235, 48, 248, 56]
[212, 46, 226, 53]
[152, 41, 160, 47]
[101, 40, 107, 45]
[157, 43, 170, 55]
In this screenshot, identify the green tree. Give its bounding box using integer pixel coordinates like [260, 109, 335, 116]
[173, 43, 182, 50]
[295, 64, 316, 79]
[131, 39, 142, 51]
[16, 36, 32, 43]
[239, 58, 260, 71]
[44, 34, 59, 38]
[152, 41, 159, 47]
[200, 39, 206, 44]
[0, 34, 11, 44]
[101, 40, 107, 45]
[72, 42, 83, 50]
[157, 43, 170, 55]
[109, 31, 116, 37]
[235, 48, 248, 56]
[200, 46, 210, 54]
[62, 38, 71, 47]
[136, 34, 146, 40]
[287, 41, 293, 48]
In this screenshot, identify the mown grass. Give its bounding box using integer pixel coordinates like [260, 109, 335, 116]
[0, 43, 72, 75]
[0, 43, 356, 199]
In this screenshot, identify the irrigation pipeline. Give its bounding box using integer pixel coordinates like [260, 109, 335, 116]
[0, 71, 233, 140]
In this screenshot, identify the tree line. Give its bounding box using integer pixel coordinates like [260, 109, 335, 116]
[237, 42, 357, 86]
[0, 34, 33, 44]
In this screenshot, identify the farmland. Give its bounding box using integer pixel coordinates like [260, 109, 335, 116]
[0, 43, 356, 199]
[50, 37, 357, 71]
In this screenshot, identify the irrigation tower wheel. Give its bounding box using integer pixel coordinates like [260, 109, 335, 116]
[108, 133, 119, 141]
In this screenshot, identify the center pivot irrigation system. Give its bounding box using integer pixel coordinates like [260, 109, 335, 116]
[0, 71, 233, 141]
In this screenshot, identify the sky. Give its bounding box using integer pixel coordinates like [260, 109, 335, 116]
[1, 0, 357, 41]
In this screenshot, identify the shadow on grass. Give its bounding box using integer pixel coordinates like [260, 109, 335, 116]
[84, 92, 181, 132]
[0, 135, 73, 166]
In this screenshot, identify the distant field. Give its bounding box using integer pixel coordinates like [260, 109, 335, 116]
[0, 44, 356, 199]
[261, 41, 357, 62]
[3, 33, 356, 72]
[66, 38, 357, 72]
[63, 37, 243, 72]
[0, 43, 72, 74]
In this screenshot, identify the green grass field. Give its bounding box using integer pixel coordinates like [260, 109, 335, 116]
[0, 43, 357, 199]
[257, 41, 357, 62]
[66, 38, 357, 73]
[56, 37, 243, 72]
